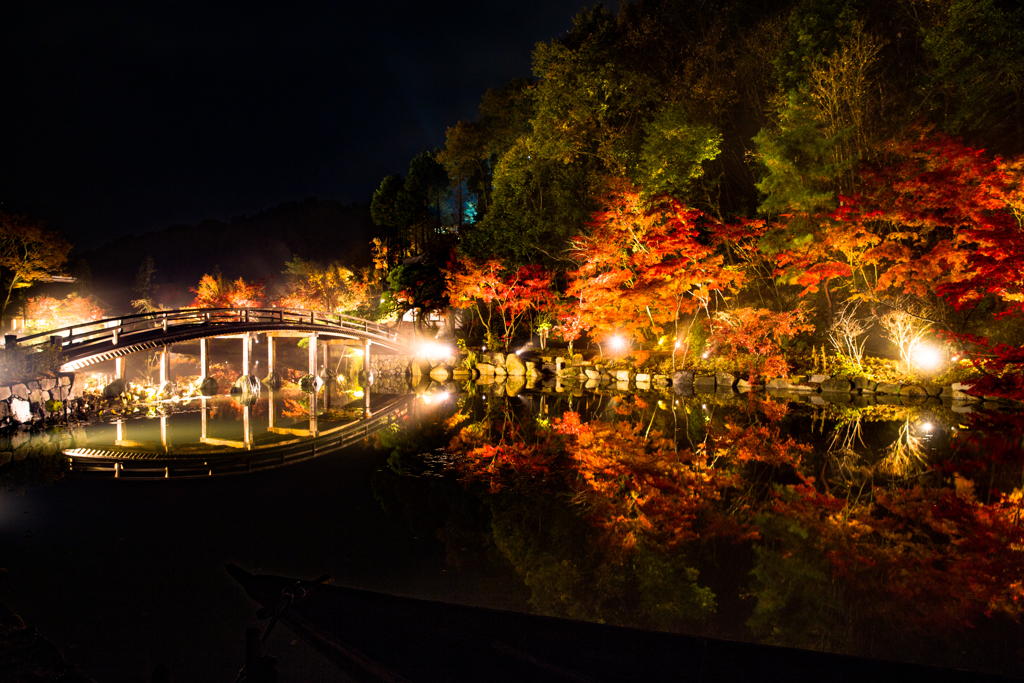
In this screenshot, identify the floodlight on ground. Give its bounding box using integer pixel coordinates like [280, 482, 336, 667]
[417, 342, 452, 359]
[911, 344, 943, 371]
[609, 336, 627, 352]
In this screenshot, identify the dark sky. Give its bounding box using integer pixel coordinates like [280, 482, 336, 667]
[1, 1, 617, 250]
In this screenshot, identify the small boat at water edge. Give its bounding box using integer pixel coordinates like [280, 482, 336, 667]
[227, 564, 1012, 683]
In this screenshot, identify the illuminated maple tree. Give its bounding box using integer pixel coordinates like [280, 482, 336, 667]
[566, 181, 750, 349]
[709, 306, 812, 381]
[445, 256, 555, 348]
[23, 293, 104, 333]
[0, 212, 72, 323]
[274, 257, 367, 313]
[190, 272, 267, 308]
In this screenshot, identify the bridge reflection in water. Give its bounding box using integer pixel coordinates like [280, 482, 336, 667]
[64, 392, 415, 479]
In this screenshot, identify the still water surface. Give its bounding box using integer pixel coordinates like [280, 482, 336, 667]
[1, 386, 1023, 681]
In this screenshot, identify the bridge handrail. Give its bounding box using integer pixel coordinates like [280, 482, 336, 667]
[12, 307, 409, 350]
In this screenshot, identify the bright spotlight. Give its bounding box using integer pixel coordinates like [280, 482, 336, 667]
[911, 345, 943, 371]
[417, 342, 452, 359]
[919, 421, 933, 432]
[609, 336, 627, 352]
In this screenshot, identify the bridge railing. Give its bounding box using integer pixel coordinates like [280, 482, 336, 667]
[10, 307, 411, 351]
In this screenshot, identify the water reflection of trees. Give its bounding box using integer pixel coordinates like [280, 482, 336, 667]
[824, 407, 940, 492]
[372, 392, 1024, 677]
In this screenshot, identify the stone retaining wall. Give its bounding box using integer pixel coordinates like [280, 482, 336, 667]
[0, 373, 81, 425]
[320, 348, 1011, 411]
[369, 353, 418, 379]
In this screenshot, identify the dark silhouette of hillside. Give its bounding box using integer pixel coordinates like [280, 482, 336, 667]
[78, 198, 377, 313]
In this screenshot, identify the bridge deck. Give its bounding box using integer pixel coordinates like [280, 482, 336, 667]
[8, 307, 416, 372]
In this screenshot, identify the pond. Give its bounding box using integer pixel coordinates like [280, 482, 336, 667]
[1, 382, 1022, 681]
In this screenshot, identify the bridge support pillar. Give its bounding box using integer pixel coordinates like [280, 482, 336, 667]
[241, 336, 251, 376]
[114, 356, 125, 380]
[363, 339, 372, 419]
[199, 338, 209, 377]
[159, 347, 170, 385]
[308, 334, 318, 377]
[266, 335, 275, 375]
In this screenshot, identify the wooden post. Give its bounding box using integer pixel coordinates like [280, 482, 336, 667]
[199, 338, 209, 377]
[363, 338, 372, 379]
[116, 420, 125, 443]
[266, 334, 275, 375]
[322, 341, 330, 376]
[159, 346, 170, 384]
[308, 334, 318, 376]
[114, 356, 125, 380]
[241, 335, 250, 376]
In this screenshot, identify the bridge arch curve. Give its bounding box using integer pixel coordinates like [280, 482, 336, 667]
[8, 307, 416, 372]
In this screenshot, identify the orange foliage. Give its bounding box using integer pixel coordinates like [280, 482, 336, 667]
[190, 273, 267, 308]
[23, 293, 104, 332]
[566, 180, 751, 343]
[709, 307, 812, 381]
[445, 256, 556, 345]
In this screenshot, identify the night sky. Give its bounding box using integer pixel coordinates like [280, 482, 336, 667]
[1, 2, 617, 250]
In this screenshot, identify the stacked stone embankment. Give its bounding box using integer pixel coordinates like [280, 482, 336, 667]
[391, 349, 1009, 410]
[0, 373, 81, 426]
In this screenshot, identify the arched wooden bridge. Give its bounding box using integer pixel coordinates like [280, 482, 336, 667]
[8, 307, 415, 373]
